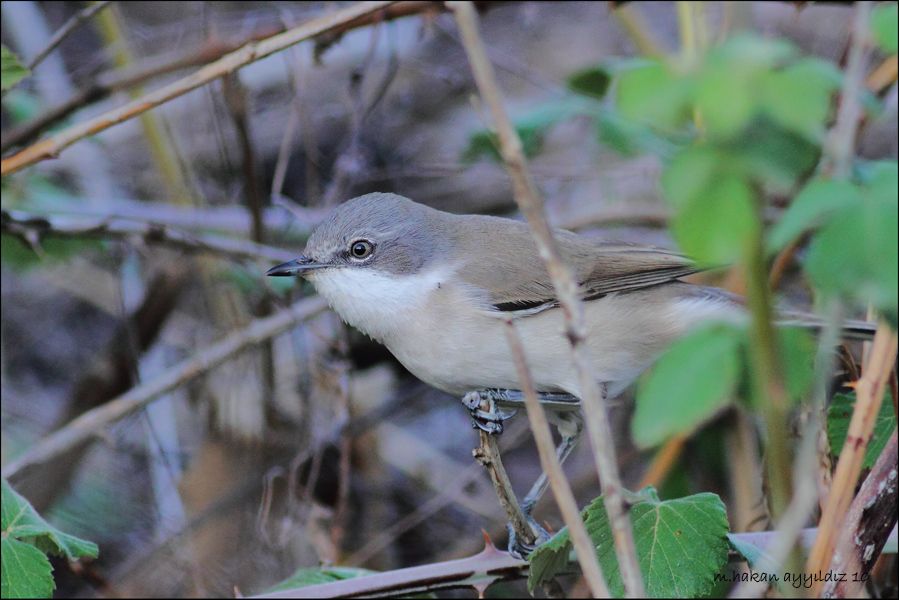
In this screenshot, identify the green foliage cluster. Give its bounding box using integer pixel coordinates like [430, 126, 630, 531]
[464, 13, 898, 597]
[1, 479, 98, 599]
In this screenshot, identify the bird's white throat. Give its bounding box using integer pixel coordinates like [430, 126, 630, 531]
[308, 266, 451, 341]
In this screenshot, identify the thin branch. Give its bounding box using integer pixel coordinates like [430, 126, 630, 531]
[473, 428, 538, 550]
[504, 320, 611, 598]
[1, 209, 296, 263]
[449, 2, 645, 596]
[823, 1, 872, 179]
[806, 322, 898, 595]
[0, 1, 397, 176]
[2, 296, 328, 481]
[26, 1, 113, 71]
[825, 428, 899, 596]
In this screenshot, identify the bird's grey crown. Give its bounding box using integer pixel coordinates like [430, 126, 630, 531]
[304, 192, 447, 275]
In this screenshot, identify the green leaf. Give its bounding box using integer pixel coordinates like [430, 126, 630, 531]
[805, 198, 898, 316]
[265, 566, 375, 593]
[595, 111, 678, 158]
[1, 537, 54, 599]
[694, 61, 757, 139]
[660, 146, 722, 210]
[871, 3, 898, 54]
[567, 66, 611, 99]
[767, 178, 862, 253]
[633, 324, 743, 448]
[616, 60, 692, 130]
[2, 479, 98, 561]
[827, 391, 896, 469]
[725, 119, 820, 192]
[761, 59, 841, 142]
[671, 174, 759, 265]
[461, 100, 590, 163]
[1, 45, 30, 92]
[529, 488, 730, 597]
[778, 327, 816, 403]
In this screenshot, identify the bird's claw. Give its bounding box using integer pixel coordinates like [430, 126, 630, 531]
[462, 390, 518, 435]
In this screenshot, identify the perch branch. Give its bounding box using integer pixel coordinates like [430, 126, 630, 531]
[1, 1, 397, 175]
[1, 209, 296, 263]
[450, 2, 644, 596]
[2, 296, 328, 481]
[473, 429, 538, 550]
[504, 320, 610, 598]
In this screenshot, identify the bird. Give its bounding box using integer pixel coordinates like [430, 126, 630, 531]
[266, 191, 872, 553]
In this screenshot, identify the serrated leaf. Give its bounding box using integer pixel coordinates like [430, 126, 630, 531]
[2, 479, 98, 561]
[827, 391, 896, 469]
[1, 45, 30, 92]
[871, 3, 898, 54]
[1, 537, 55, 599]
[671, 174, 759, 265]
[265, 566, 375, 593]
[529, 488, 730, 597]
[805, 199, 898, 316]
[567, 66, 611, 99]
[633, 324, 742, 448]
[767, 178, 862, 253]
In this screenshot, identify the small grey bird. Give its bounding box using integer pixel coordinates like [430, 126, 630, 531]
[268, 192, 742, 402]
[266, 192, 871, 553]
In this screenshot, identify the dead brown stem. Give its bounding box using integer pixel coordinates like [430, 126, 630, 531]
[449, 1, 644, 596]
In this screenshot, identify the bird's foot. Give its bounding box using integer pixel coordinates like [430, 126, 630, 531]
[507, 517, 552, 559]
[462, 389, 519, 435]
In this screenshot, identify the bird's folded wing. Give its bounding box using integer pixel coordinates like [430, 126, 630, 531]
[459, 229, 705, 315]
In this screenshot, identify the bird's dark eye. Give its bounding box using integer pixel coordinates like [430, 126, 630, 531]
[349, 240, 374, 259]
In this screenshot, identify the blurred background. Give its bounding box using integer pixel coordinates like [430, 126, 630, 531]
[1, 1, 896, 597]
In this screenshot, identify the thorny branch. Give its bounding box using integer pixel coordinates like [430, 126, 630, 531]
[450, 1, 644, 596]
[2, 296, 328, 481]
[2, 209, 295, 263]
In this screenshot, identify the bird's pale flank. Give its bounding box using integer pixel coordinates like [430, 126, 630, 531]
[266, 192, 740, 400]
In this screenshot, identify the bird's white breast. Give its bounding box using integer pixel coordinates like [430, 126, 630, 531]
[308, 266, 451, 342]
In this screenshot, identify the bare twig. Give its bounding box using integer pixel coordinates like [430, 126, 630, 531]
[505, 320, 611, 598]
[823, 1, 872, 179]
[806, 323, 898, 595]
[449, 2, 644, 596]
[1, 209, 296, 263]
[2, 297, 328, 481]
[825, 429, 899, 597]
[26, 1, 113, 71]
[1, 1, 397, 176]
[473, 429, 537, 550]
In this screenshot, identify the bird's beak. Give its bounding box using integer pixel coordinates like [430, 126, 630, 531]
[266, 256, 327, 277]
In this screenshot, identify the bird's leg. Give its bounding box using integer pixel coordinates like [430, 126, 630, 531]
[520, 410, 583, 515]
[462, 388, 581, 557]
